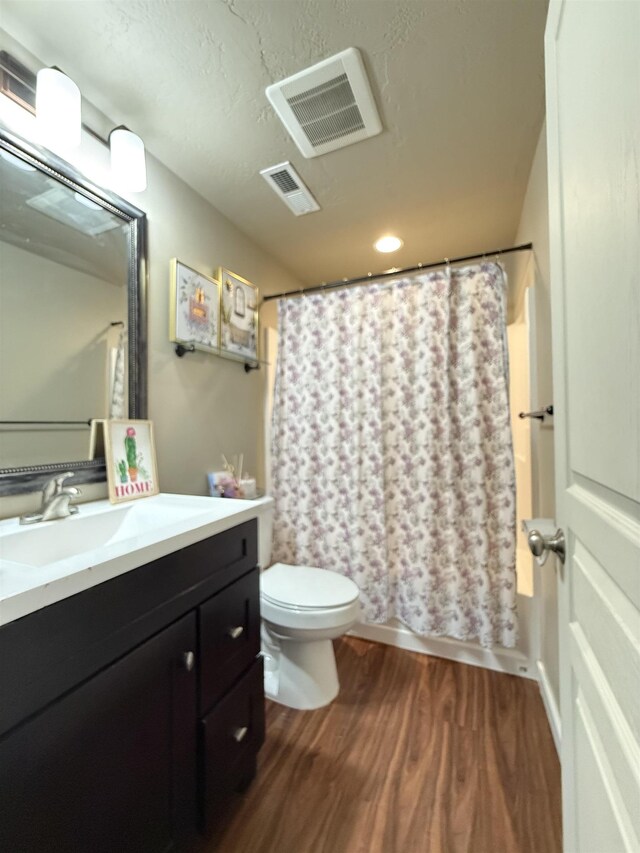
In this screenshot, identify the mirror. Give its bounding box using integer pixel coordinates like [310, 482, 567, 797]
[0, 127, 147, 495]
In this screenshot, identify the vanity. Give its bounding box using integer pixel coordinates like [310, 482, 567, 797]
[0, 495, 269, 852]
[0, 98, 267, 851]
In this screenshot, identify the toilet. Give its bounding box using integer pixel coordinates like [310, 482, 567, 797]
[256, 500, 361, 710]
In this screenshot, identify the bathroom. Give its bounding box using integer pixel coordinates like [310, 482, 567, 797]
[0, 2, 638, 852]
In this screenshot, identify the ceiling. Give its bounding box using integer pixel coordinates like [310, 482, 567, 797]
[0, 0, 548, 287]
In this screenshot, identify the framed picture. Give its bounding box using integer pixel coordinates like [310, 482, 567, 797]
[170, 259, 220, 352]
[217, 268, 259, 362]
[103, 419, 159, 503]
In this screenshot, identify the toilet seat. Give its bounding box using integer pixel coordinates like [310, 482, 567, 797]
[261, 562, 359, 611]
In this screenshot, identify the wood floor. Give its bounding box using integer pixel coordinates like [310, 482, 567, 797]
[205, 637, 562, 853]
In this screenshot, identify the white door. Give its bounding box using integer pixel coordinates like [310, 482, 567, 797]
[545, 1, 640, 851]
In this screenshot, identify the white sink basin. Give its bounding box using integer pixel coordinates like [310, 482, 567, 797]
[1, 504, 132, 567]
[0, 495, 232, 568]
[0, 493, 273, 627]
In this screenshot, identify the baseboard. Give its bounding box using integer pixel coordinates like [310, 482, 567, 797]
[348, 621, 536, 680]
[536, 658, 562, 754]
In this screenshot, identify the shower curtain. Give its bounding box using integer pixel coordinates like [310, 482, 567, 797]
[270, 262, 517, 648]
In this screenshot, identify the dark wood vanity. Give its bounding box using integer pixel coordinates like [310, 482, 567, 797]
[0, 520, 263, 852]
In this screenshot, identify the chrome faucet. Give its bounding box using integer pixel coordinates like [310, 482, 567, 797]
[19, 472, 82, 525]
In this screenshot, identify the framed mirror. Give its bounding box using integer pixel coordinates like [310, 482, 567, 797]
[0, 126, 147, 495]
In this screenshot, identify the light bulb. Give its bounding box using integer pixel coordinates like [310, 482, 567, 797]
[36, 67, 81, 151]
[374, 235, 403, 253]
[110, 127, 147, 192]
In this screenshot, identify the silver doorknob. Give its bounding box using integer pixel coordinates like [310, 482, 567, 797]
[182, 651, 195, 672]
[527, 528, 566, 565]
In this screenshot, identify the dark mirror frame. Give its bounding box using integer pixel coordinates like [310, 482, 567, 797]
[0, 126, 148, 496]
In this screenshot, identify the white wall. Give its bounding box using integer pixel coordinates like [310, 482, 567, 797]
[513, 122, 560, 732]
[0, 33, 302, 520]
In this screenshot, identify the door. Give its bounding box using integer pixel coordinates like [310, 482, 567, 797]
[545, 2, 640, 851]
[0, 613, 198, 853]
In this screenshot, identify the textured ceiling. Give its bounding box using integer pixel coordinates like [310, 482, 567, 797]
[0, 0, 548, 286]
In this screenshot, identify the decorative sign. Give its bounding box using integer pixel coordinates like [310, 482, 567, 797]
[170, 259, 220, 352]
[91, 418, 159, 503]
[217, 267, 259, 363]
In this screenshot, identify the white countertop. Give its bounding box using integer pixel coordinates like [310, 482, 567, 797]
[0, 493, 273, 627]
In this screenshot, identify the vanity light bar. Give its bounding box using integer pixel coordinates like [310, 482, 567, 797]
[0, 50, 147, 192]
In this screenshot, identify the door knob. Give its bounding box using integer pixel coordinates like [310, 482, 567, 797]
[182, 651, 195, 672]
[527, 528, 566, 565]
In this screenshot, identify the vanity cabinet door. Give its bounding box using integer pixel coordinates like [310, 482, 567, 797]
[199, 568, 260, 712]
[0, 613, 197, 853]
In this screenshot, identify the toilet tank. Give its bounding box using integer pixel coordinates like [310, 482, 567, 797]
[255, 497, 274, 569]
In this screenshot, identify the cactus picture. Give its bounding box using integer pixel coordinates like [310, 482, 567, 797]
[125, 427, 138, 482]
[104, 419, 159, 503]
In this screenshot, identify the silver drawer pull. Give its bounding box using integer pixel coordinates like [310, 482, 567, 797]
[233, 726, 248, 743]
[228, 626, 244, 639]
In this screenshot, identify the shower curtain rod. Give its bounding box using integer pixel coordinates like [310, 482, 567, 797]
[263, 241, 533, 302]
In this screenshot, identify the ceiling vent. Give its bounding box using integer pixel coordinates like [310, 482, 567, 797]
[265, 47, 382, 159]
[260, 161, 320, 216]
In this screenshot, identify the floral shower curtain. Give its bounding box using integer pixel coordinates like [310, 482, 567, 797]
[270, 263, 517, 648]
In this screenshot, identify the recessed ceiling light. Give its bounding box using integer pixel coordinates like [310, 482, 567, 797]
[374, 235, 403, 253]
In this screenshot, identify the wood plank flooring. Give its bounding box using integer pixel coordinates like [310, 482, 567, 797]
[204, 637, 562, 853]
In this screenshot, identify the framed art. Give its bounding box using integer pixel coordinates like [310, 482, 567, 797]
[217, 267, 259, 362]
[103, 419, 159, 503]
[170, 259, 220, 352]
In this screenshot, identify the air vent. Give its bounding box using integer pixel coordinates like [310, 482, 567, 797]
[260, 161, 320, 216]
[266, 47, 382, 159]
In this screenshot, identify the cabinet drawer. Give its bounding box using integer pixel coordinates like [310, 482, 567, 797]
[199, 657, 265, 833]
[199, 568, 260, 712]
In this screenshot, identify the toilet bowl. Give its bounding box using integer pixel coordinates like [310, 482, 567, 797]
[256, 501, 361, 710]
[261, 562, 360, 710]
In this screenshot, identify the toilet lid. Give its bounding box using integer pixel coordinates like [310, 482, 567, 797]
[261, 563, 359, 611]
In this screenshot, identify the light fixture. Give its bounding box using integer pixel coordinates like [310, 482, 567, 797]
[109, 126, 147, 193]
[35, 67, 81, 150]
[2, 53, 148, 193]
[374, 235, 403, 253]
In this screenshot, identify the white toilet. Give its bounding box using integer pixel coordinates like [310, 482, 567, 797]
[256, 500, 360, 710]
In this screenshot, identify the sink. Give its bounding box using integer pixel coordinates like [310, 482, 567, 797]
[1, 505, 132, 567]
[0, 494, 250, 569]
[0, 493, 273, 627]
